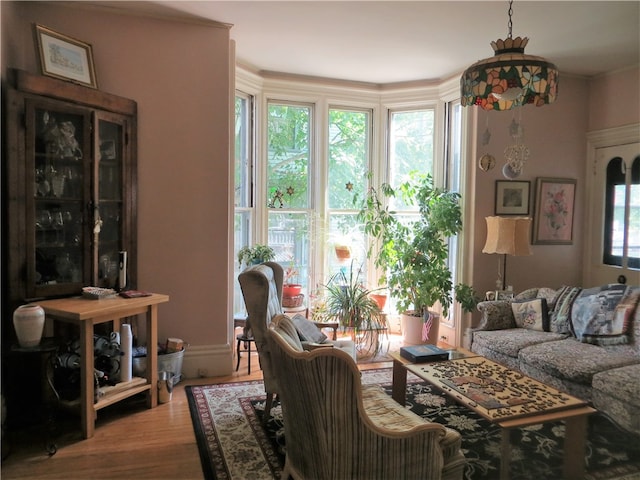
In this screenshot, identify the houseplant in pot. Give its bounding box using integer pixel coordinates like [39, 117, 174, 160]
[282, 263, 304, 308]
[237, 244, 276, 268]
[324, 261, 385, 356]
[356, 172, 478, 345]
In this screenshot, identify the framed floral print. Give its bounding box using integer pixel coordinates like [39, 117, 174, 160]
[34, 24, 98, 88]
[533, 177, 577, 245]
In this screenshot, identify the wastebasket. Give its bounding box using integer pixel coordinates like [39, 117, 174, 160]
[132, 347, 184, 386]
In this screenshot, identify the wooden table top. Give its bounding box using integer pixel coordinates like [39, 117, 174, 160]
[37, 293, 169, 320]
[406, 355, 588, 423]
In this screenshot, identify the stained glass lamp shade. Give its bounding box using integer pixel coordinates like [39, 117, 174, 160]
[460, 0, 559, 111]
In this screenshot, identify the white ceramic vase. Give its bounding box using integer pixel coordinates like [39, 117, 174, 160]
[13, 304, 45, 348]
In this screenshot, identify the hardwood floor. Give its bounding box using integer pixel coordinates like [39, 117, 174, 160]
[1, 344, 393, 479]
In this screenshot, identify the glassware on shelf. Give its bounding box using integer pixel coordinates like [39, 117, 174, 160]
[51, 170, 65, 198]
[36, 210, 52, 246]
[52, 211, 65, 246]
[56, 252, 72, 282]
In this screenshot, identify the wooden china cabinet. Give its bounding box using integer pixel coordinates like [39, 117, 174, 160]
[3, 69, 138, 347]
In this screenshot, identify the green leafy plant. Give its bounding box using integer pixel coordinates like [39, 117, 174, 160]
[237, 244, 276, 267]
[323, 261, 382, 330]
[356, 172, 478, 318]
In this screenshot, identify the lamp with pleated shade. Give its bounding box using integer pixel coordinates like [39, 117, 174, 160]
[482, 216, 532, 291]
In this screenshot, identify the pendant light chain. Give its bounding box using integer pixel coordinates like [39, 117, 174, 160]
[507, 0, 514, 39]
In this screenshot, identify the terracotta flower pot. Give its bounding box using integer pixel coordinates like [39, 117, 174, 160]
[334, 245, 351, 260]
[370, 293, 388, 311]
[283, 284, 302, 298]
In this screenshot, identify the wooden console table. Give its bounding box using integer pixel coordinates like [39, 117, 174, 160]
[37, 293, 169, 438]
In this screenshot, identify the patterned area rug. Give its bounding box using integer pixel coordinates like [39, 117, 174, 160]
[186, 368, 640, 480]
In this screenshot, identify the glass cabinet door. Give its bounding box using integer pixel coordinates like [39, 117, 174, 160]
[27, 100, 91, 299]
[94, 113, 128, 289]
[5, 69, 137, 328]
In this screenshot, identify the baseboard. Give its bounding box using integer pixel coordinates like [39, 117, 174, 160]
[181, 343, 234, 379]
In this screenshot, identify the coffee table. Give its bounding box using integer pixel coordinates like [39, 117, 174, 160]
[390, 351, 596, 480]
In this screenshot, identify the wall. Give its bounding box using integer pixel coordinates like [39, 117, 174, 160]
[588, 66, 640, 131]
[471, 76, 590, 306]
[2, 2, 234, 376]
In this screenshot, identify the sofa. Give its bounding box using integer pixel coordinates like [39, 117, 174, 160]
[469, 284, 640, 435]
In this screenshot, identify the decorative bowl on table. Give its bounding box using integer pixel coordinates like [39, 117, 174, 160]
[81, 287, 117, 300]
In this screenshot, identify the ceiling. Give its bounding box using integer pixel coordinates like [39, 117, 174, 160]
[105, 1, 639, 85]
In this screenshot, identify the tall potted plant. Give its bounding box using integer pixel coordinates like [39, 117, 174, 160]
[356, 172, 477, 344]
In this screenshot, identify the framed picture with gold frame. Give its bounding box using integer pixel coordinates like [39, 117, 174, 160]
[34, 24, 98, 89]
[532, 177, 576, 245]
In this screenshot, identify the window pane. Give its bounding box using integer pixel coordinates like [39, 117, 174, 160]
[328, 109, 370, 209]
[604, 157, 625, 266]
[603, 155, 640, 269]
[268, 212, 310, 291]
[234, 93, 254, 315]
[233, 211, 251, 313]
[389, 109, 434, 211]
[235, 95, 251, 208]
[327, 213, 367, 277]
[267, 103, 310, 209]
[612, 185, 626, 257]
[630, 156, 640, 267]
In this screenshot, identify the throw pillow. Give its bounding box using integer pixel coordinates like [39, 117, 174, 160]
[549, 286, 582, 334]
[571, 284, 631, 345]
[290, 313, 328, 344]
[511, 298, 549, 331]
[537, 287, 559, 310]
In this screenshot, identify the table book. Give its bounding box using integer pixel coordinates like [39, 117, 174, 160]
[400, 344, 449, 363]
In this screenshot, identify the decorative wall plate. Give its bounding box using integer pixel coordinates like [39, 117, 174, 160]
[479, 154, 496, 172]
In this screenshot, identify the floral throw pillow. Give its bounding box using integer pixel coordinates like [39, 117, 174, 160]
[511, 298, 549, 331]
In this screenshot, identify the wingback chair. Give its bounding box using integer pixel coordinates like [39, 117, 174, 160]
[238, 262, 356, 421]
[238, 261, 284, 420]
[266, 315, 466, 480]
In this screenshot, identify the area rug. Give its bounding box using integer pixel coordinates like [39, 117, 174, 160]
[186, 368, 640, 480]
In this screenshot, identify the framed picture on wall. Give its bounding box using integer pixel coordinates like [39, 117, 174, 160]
[533, 177, 577, 245]
[34, 24, 98, 88]
[495, 180, 530, 215]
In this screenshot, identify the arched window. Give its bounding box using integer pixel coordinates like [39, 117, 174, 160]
[603, 155, 640, 269]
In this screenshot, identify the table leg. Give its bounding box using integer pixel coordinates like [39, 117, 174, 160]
[80, 321, 94, 439]
[500, 428, 511, 480]
[146, 305, 158, 408]
[563, 415, 588, 480]
[391, 358, 407, 405]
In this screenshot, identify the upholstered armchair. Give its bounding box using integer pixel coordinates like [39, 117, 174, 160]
[266, 315, 466, 480]
[238, 262, 355, 420]
[238, 262, 284, 420]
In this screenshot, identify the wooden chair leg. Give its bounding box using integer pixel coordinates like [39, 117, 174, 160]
[235, 338, 242, 372]
[247, 340, 251, 374]
[263, 392, 275, 424]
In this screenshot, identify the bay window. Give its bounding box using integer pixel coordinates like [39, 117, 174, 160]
[233, 80, 467, 327]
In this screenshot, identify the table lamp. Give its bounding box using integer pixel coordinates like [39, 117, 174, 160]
[482, 216, 532, 291]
